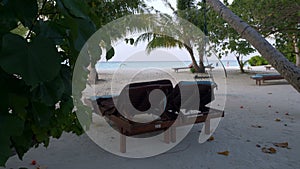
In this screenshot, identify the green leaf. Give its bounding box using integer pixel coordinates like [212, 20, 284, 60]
[31, 75, 65, 106]
[10, 24, 29, 37]
[73, 19, 96, 51]
[9, 94, 29, 120]
[86, 35, 102, 64]
[0, 73, 9, 113]
[75, 102, 92, 130]
[32, 102, 53, 127]
[0, 115, 25, 136]
[49, 127, 63, 139]
[0, 114, 25, 166]
[0, 34, 61, 86]
[10, 0, 38, 28]
[0, 68, 29, 114]
[0, 3, 18, 34]
[60, 0, 89, 19]
[36, 21, 65, 45]
[106, 47, 115, 60]
[55, 97, 74, 125]
[11, 126, 34, 160]
[60, 65, 72, 96]
[129, 38, 134, 45]
[0, 137, 11, 167]
[31, 124, 49, 143]
[61, 17, 96, 52]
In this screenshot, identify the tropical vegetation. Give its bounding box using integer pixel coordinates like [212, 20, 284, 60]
[0, 0, 146, 166]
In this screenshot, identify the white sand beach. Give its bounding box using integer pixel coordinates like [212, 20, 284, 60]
[2, 66, 300, 169]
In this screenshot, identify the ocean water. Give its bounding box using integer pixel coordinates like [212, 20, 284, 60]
[96, 60, 242, 70]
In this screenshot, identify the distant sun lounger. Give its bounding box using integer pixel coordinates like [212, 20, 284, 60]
[205, 63, 215, 71]
[250, 73, 284, 85]
[264, 65, 272, 70]
[172, 63, 193, 72]
[172, 66, 190, 72]
[172, 63, 214, 72]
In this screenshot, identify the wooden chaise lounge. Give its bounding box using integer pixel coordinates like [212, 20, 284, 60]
[91, 79, 224, 153]
[250, 73, 284, 85]
[172, 63, 214, 72]
[172, 63, 193, 72]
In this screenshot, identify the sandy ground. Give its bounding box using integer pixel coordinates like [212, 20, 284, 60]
[2, 66, 300, 169]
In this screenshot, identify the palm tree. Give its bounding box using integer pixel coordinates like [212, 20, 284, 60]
[118, 0, 208, 73]
[132, 0, 207, 73]
[134, 32, 205, 73]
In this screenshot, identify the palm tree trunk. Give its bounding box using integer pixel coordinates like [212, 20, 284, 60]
[184, 44, 203, 73]
[198, 50, 206, 73]
[188, 47, 201, 72]
[198, 58, 205, 73]
[88, 65, 98, 84]
[207, 0, 300, 92]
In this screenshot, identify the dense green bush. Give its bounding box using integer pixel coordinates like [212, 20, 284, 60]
[248, 55, 269, 66]
[0, 0, 144, 166]
[190, 67, 196, 73]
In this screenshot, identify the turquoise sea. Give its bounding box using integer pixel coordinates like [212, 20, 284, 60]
[96, 60, 244, 70]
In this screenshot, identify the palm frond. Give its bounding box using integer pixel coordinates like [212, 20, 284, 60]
[134, 32, 154, 46]
[145, 34, 185, 53]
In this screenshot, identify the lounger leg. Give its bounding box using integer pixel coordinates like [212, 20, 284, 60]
[258, 80, 261, 86]
[205, 117, 211, 135]
[120, 128, 126, 153]
[164, 129, 170, 144]
[171, 127, 176, 143]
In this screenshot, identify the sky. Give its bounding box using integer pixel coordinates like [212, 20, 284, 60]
[99, 0, 256, 62]
[146, 0, 234, 11]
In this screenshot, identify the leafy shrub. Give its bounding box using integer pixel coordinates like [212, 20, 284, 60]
[0, 0, 143, 166]
[0, 1, 90, 166]
[190, 67, 195, 73]
[248, 55, 269, 66]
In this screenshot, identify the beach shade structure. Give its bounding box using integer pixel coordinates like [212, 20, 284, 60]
[250, 73, 284, 85]
[91, 79, 224, 153]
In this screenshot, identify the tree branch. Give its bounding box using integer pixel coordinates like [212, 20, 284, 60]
[25, 0, 48, 40]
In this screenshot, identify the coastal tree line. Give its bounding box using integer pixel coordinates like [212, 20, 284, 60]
[0, 0, 299, 166]
[135, 0, 299, 73]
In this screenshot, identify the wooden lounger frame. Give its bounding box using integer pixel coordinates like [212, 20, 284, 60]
[91, 80, 224, 153]
[91, 101, 224, 153]
[250, 74, 284, 85]
[264, 65, 272, 70]
[172, 64, 214, 72]
[172, 66, 191, 72]
[119, 108, 224, 153]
